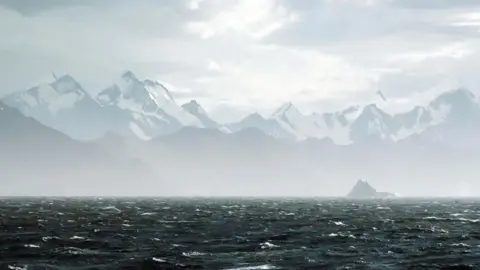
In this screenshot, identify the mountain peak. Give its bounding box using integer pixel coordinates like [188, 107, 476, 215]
[182, 100, 200, 109]
[347, 179, 395, 199]
[182, 100, 207, 116]
[347, 179, 377, 198]
[144, 80, 175, 102]
[50, 74, 86, 95]
[272, 101, 298, 117]
[55, 74, 76, 83]
[360, 103, 386, 117]
[185, 100, 199, 106]
[432, 88, 476, 107]
[365, 103, 379, 110]
[243, 112, 267, 122]
[121, 70, 138, 81]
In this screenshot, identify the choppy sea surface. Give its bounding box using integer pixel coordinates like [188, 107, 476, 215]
[0, 198, 479, 270]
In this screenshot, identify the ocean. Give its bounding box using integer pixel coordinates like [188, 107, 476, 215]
[0, 198, 479, 269]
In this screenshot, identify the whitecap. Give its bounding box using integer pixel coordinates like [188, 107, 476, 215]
[182, 251, 206, 257]
[333, 221, 346, 226]
[458, 217, 479, 223]
[260, 242, 279, 249]
[452, 243, 470, 247]
[42, 236, 60, 242]
[223, 265, 278, 270]
[102, 206, 122, 212]
[8, 265, 27, 270]
[423, 216, 446, 221]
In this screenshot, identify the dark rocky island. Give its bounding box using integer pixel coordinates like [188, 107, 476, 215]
[346, 179, 396, 199]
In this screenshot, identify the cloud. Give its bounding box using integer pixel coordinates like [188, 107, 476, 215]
[387, 42, 474, 63]
[1, 0, 480, 121]
[390, 0, 480, 10]
[187, 0, 298, 39]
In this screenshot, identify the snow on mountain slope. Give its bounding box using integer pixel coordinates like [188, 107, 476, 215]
[97, 71, 202, 128]
[228, 112, 297, 140]
[267, 102, 366, 144]
[4, 71, 480, 147]
[392, 106, 433, 140]
[181, 100, 224, 130]
[2, 75, 108, 140]
[427, 88, 480, 125]
[230, 101, 387, 145]
[2, 71, 208, 140]
[271, 102, 321, 140]
[410, 88, 480, 147]
[349, 104, 394, 143]
[3, 75, 91, 115]
[311, 111, 352, 145]
[305, 89, 480, 145]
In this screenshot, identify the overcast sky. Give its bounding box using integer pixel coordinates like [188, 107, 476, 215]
[1, 0, 480, 122]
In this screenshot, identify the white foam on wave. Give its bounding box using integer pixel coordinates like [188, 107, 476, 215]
[333, 221, 346, 226]
[101, 206, 122, 213]
[223, 265, 278, 270]
[182, 251, 206, 257]
[260, 242, 279, 249]
[8, 265, 27, 270]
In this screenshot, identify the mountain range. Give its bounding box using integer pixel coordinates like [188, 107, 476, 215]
[2, 71, 480, 196]
[3, 71, 480, 149]
[2, 72, 224, 141]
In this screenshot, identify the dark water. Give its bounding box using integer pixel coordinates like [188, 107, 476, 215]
[0, 198, 479, 270]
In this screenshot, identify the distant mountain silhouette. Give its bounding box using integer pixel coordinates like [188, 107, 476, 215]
[346, 179, 395, 199]
[0, 102, 159, 196]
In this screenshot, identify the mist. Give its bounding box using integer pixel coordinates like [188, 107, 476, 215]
[2, 0, 480, 198]
[2, 110, 477, 197]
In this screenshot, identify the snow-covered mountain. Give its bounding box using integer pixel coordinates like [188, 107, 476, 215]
[1, 71, 213, 140]
[311, 106, 361, 145]
[227, 112, 297, 141]
[410, 88, 480, 148]
[226, 88, 480, 147]
[3, 71, 480, 148]
[95, 71, 204, 139]
[272, 102, 321, 140]
[181, 100, 219, 128]
[2, 75, 108, 140]
[228, 102, 363, 144]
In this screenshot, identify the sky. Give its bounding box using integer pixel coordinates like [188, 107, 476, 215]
[1, 0, 480, 122]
